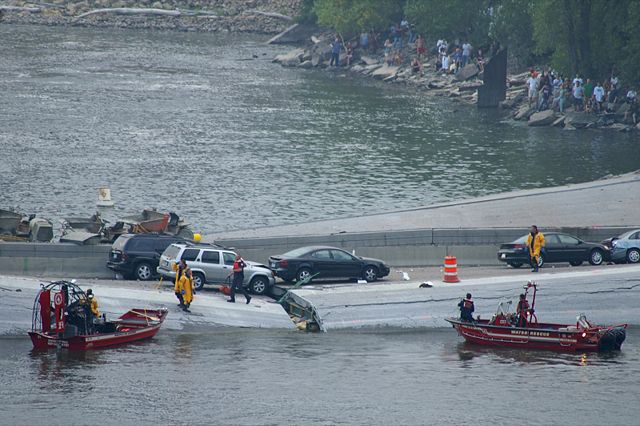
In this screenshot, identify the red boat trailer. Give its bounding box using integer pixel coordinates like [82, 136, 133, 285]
[28, 281, 168, 351]
[446, 282, 627, 352]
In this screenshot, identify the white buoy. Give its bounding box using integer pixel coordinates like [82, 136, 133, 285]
[96, 187, 115, 207]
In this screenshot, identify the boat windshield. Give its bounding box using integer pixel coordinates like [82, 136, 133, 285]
[495, 300, 514, 316]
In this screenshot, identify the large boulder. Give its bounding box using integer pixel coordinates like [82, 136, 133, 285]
[565, 112, 598, 129]
[455, 64, 479, 81]
[273, 49, 305, 67]
[528, 109, 556, 126]
[371, 64, 399, 79]
[360, 55, 379, 66]
[514, 104, 536, 120]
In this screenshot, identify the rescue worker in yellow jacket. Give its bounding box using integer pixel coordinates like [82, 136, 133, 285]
[174, 259, 195, 312]
[526, 225, 545, 273]
[180, 272, 195, 312]
[81, 289, 101, 333]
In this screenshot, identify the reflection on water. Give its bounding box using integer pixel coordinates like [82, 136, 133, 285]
[454, 341, 625, 366]
[1, 25, 639, 233]
[1, 328, 638, 425]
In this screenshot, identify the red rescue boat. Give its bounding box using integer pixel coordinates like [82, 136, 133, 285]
[29, 280, 168, 351]
[446, 282, 627, 352]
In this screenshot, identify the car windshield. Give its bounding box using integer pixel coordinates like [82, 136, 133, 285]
[163, 244, 181, 260]
[512, 235, 528, 244]
[282, 247, 313, 258]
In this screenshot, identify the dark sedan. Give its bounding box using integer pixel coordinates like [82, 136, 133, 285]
[497, 232, 611, 268]
[269, 246, 390, 283]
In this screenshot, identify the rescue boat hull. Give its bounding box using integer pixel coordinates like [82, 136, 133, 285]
[446, 318, 627, 352]
[29, 308, 168, 351]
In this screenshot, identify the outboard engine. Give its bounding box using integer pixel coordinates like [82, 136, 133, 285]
[598, 327, 627, 351]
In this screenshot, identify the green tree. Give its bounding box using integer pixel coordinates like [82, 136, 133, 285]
[489, 0, 536, 68]
[313, 0, 405, 37]
[404, 0, 492, 45]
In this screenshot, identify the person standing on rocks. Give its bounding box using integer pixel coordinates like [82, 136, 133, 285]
[527, 72, 539, 107]
[593, 82, 605, 112]
[526, 225, 545, 273]
[415, 35, 426, 60]
[330, 37, 341, 67]
[572, 81, 585, 111]
[461, 41, 472, 67]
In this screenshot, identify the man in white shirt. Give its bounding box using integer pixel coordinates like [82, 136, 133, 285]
[527, 74, 539, 106]
[461, 42, 472, 67]
[593, 82, 605, 112]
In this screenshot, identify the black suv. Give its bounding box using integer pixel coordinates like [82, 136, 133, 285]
[107, 233, 188, 280]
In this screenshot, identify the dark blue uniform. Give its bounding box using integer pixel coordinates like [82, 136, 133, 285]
[458, 298, 474, 322]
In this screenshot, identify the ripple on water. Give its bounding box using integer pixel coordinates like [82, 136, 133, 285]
[1, 25, 639, 234]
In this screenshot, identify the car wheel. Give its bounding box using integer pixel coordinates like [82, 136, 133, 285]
[135, 262, 153, 281]
[192, 272, 205, 291]
[627, 248, 640, 264]
[250, 276, 269, 295]
[296, 268, 312, 283]
[362, 266, 379, 282]
[589, 249, 604, 266]
[569, 260, 583, 266]
[508, 262, 523, 268]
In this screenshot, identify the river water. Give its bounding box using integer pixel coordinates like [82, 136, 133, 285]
[1, 328, 639, 425]
[1, 25, 639, 234]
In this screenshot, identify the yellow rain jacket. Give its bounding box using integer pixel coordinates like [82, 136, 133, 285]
[180, 274, 195, 305]
[526, 232, 545, 258]
[90, 298, 100, 317]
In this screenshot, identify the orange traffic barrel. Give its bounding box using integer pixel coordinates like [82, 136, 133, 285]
[443, 255, 460, 283]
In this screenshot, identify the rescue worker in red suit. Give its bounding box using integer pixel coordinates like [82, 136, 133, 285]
[458, 293, 474, 322]
[516, 293, 530, 327]
[227, 254, 251, 304]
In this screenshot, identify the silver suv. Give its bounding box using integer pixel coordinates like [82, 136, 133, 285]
[157, 243, 275, 295]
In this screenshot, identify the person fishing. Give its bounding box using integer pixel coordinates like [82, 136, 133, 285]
[458, 293, 474, 322]
[516, 293, 530, 327]
[227, 254, 251, 304]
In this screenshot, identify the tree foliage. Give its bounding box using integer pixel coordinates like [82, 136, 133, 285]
[313, 0, 404, 37]
[404, 0, 492, 45]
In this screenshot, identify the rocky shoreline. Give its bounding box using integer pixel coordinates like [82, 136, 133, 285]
[273, 33, 640, 133]
[0, 0, 300, 33]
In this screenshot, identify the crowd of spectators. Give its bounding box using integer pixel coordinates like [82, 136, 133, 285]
[526, 69, 638, 124]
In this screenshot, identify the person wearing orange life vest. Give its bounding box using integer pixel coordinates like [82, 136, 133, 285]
[516, 293, 531, 327]
[526, 225, 545, 272]
[458, 293, 474, 322]
[227, 254, 251, 304]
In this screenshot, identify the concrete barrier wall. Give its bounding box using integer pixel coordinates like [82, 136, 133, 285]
[0, 226, 632, 278]
[0, 242, 113, 278]
[217, 227, 632, 265]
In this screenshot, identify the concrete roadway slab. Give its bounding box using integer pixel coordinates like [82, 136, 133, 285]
[0, 276, 296, 336]
[210, 171, 640, 239]
[287, 264, 640, 331]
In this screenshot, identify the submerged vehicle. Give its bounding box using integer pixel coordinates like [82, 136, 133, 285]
[29, 280, 167, 351]
[446, 282, 627, 352]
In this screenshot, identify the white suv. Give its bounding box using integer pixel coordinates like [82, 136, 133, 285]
[157, 243, 275, 295]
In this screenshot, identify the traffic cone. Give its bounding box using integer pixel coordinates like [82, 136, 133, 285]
[443, 255, 460, 283]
